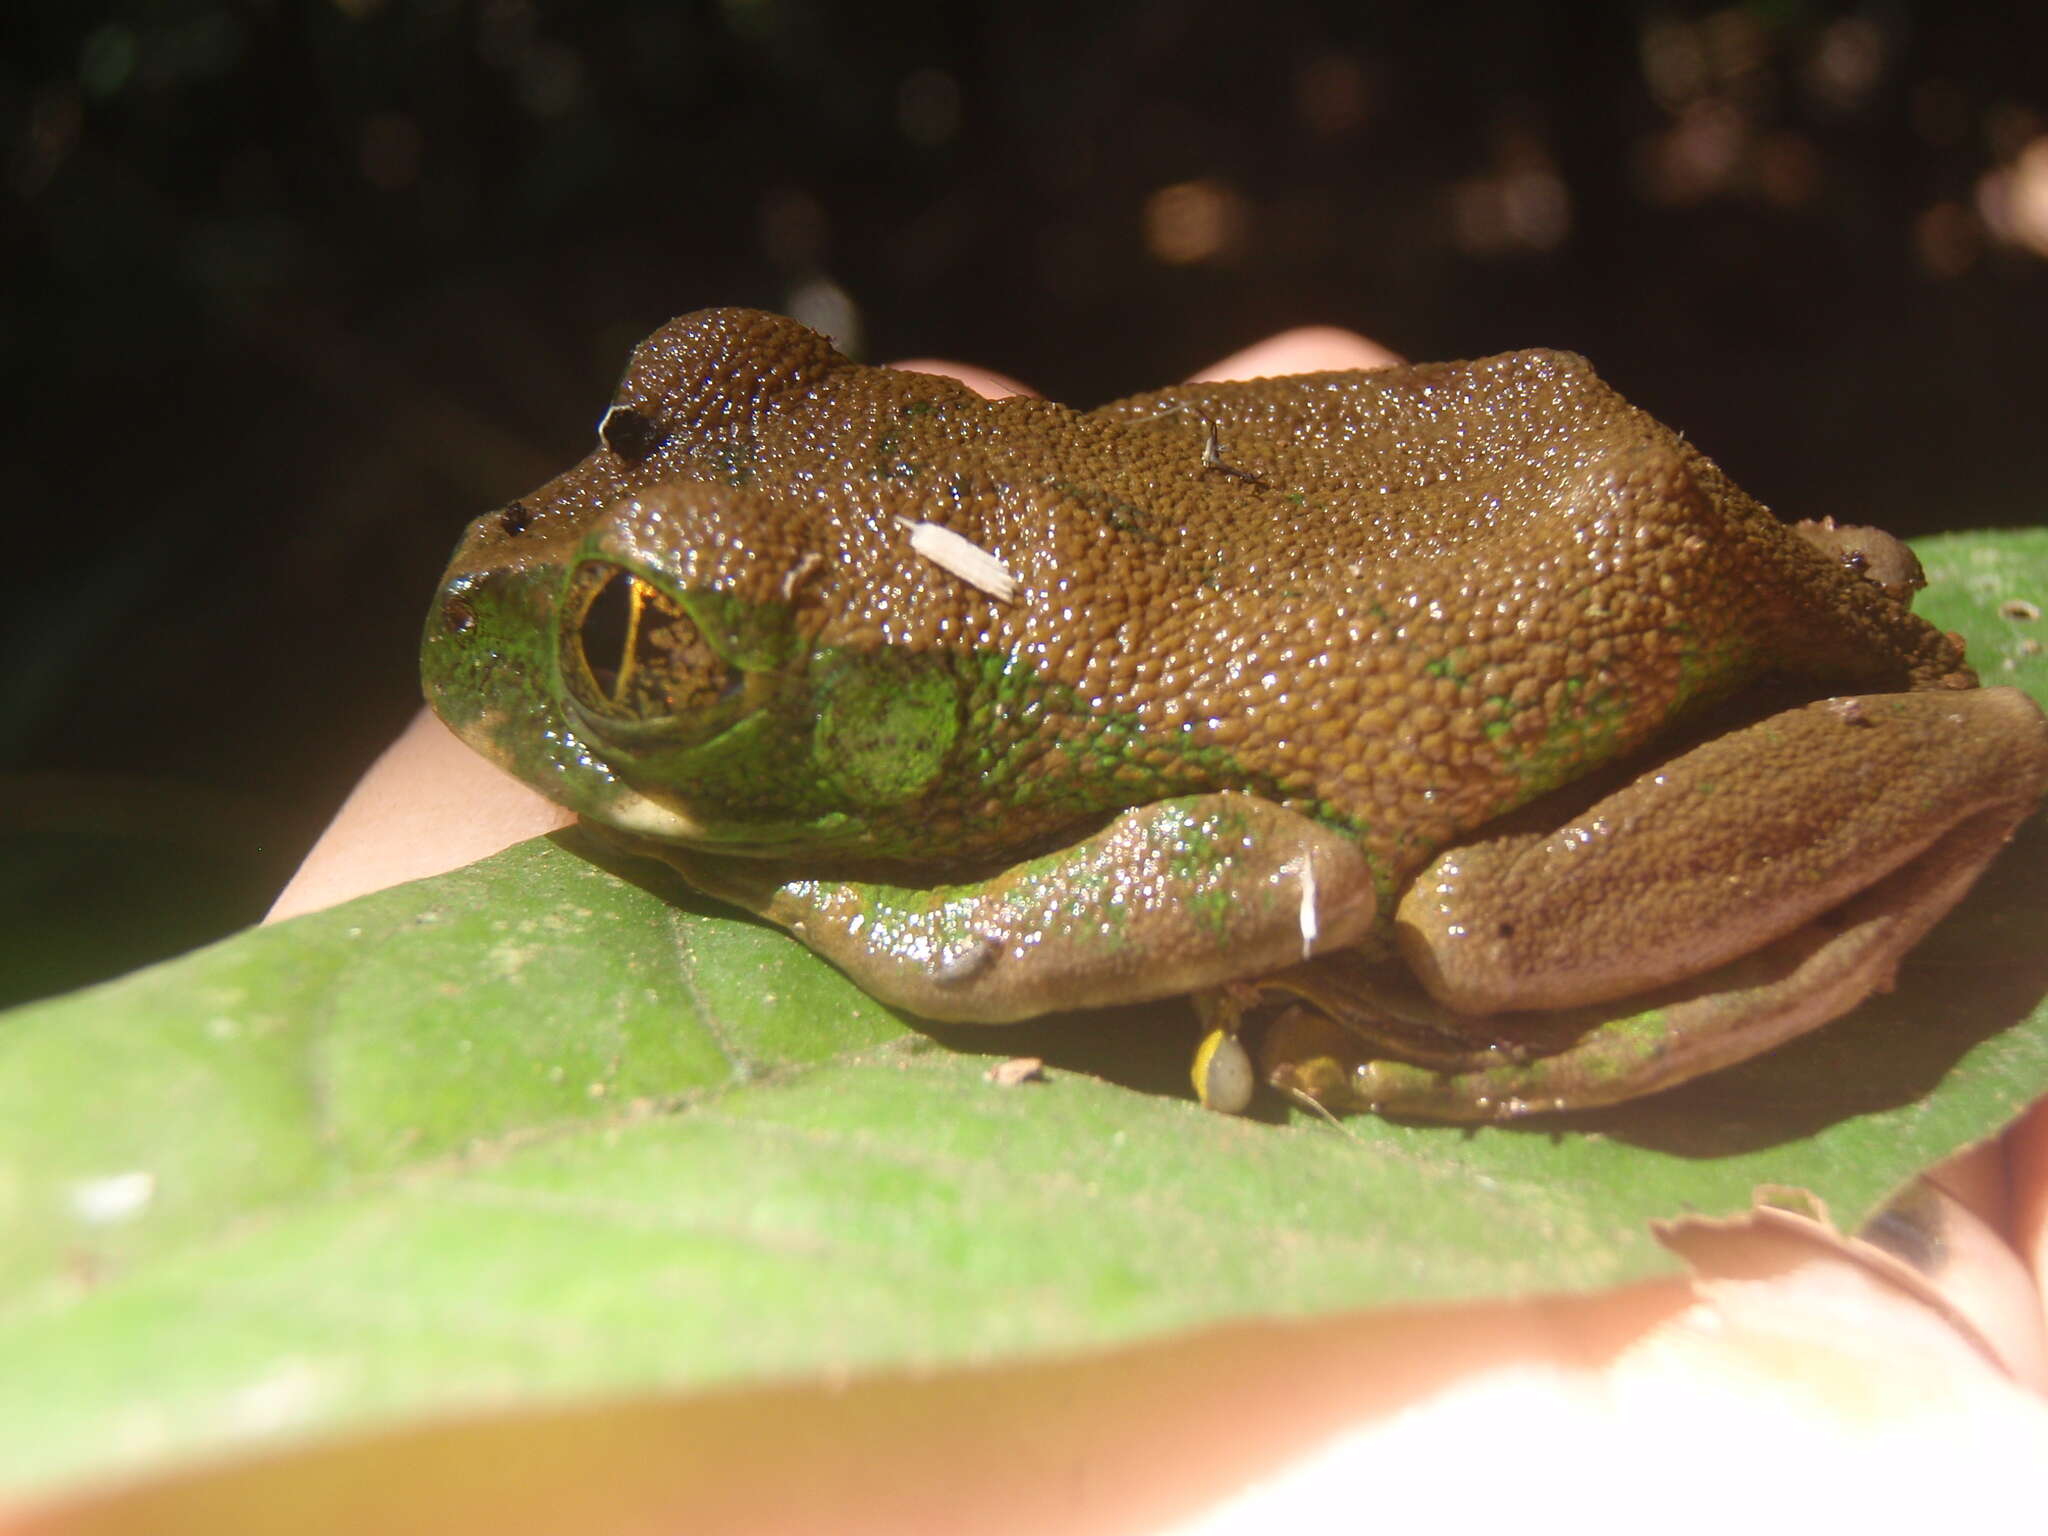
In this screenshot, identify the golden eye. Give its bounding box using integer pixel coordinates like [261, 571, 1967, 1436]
[560, 562, 735, 723]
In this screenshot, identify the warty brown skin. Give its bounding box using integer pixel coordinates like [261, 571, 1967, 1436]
[431, 308, 1969, 882]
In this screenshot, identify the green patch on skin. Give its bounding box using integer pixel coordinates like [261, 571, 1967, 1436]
[422, 568, 573, 763]
[622, 710, 846, 836]
[795, 787, 1362, 1005]
[800, 841, 1149, 974]
[819, 882, 999, 973]
[1492, 1005, 1682, 1102]
[440, 563, 1412, 880]
[1312, 795, 1373, 840]
[1182, 882, 1238, 941]
[1670, 631, 1755, 711]
[1342, 1003, 1680, 1114]
[1004, 864, 1123, 935]
[1423, 651, 1471, 683]
[1156, 801, 1259, 940]
[1494, 677, 1633, 799]
[814, 651, 960, 809]
[1041, 706, 1263, 825]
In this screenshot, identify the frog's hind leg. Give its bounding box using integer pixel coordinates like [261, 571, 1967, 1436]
[1397, 688, 2046, 1018]
[1275, 794, 2016, 1120]
[1266, 686, 2048, 1120]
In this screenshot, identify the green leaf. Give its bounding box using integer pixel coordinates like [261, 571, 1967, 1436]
[4, 530, 2046, 1500]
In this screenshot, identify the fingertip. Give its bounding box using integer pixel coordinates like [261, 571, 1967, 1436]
[1191, 327, 1403, 383]
[886, 359, 1038, 400]
[2005, 1098, 2048, 1321]
[266, 711, 574, 923]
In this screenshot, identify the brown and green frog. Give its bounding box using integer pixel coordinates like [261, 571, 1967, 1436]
[421, 308, 2048, 1120]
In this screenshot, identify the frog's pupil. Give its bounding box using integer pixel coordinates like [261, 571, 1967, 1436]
[561, 560, 739, 731]
[579, 569, 634, 695]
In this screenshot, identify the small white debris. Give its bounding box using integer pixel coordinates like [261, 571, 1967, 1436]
[985, 1056, 1046, 1088]
[1285, 853, 1320, 957]
[779, 551, 826, 601]
[1825, 696, 1871, 726]
[70, 1170, 156, 1226]
[894, 517, 1018, 602]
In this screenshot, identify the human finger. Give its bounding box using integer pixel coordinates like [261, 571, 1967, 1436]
[265, 709, 571, 923]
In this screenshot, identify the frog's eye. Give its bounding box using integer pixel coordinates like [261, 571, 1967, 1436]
[599, 406, 666, 461]
[560, 561, 740, 724]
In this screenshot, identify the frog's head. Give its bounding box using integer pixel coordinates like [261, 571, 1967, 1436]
[424, 480, 965, 857]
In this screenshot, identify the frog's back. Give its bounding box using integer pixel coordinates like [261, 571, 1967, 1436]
[940, 345, 1967, 874]
[1088, 348, 1646, 561]
[433, 310, 1968, 883]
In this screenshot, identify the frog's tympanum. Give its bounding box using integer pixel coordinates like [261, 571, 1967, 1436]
[423, 309, 2048, 1120]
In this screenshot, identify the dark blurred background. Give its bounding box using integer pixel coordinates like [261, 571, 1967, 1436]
[5, 0, 2046, 1006]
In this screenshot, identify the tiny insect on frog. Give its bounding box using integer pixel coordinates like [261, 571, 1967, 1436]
[423, 309, 2048, 1120]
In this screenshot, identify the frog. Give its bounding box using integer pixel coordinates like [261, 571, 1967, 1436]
[421, 307, 2048, 1121]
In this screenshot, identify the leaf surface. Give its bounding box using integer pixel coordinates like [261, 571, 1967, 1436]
[4, 530, 2045, 1498]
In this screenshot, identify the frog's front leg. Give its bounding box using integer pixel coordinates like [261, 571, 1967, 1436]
[1266, 686, 2048, 1119]
[623, 793, 1384, 1023]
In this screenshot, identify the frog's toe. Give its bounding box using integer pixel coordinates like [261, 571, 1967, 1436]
[1191, 1027, 1257, 1115]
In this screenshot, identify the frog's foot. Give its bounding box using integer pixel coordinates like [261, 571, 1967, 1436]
[1188, 952, 1534, 1116]
[1240, 688, 2048, 1120]
[1790, 518, 1926, 606]
[1248, 909, 1890, 1120]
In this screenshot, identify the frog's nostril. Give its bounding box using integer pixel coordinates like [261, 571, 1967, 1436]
[600, 405, 666, 461]
[442, 596, 476, 634]
[497, 500, 531, 538]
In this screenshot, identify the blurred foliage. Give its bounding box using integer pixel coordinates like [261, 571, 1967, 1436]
[3, 0, 2046, 998]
